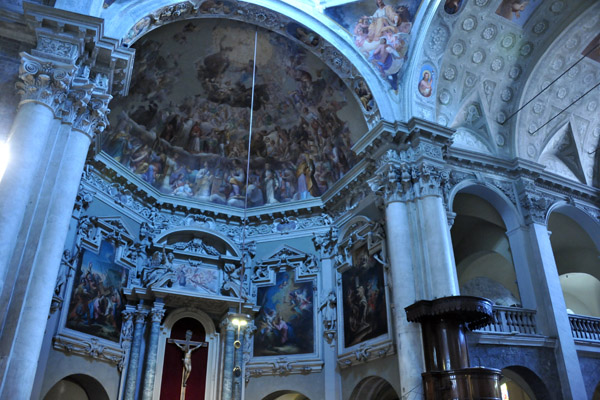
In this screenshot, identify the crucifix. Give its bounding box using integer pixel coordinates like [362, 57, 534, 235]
[167, 330, 208, 400]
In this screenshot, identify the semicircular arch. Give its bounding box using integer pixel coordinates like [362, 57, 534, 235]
[448, 181, 523, 231]
[43, 374, 109, 400]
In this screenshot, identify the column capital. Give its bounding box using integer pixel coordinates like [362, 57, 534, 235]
[368, 149, 449, 204]
[134, 308, 149, 323]
[149, 307, 165, 324]
[16, 52, 78, 115]
[516, 180, 555, 225]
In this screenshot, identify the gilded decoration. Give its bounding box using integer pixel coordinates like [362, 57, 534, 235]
[102, 18, 366, 208]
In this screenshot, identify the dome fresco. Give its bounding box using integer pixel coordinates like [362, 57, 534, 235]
[102, 18, 367, 208]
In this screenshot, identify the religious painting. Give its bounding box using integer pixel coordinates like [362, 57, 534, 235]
[444, 0, 463, 15]
[341, 245, 388, 348]
[254, 271, 314, 356]
[171, 263, 219, 294]
[66, 241, 129, 342]
[325, 0, 424, 90]
[582, 33, 600, 64]
[418, 64, 434, 98]
[102, 18, 366, 208]
[495, 0, 542, 26]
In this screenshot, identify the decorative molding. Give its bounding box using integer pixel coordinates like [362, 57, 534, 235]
[251, 246, 319, 283]
[246, 356, 323, 379]
[312, 227, 339, 258]
[337, 341, 394, 368]
[53, 334, 125, 370]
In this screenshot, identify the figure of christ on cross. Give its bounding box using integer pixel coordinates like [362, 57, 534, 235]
[168, 329, 208, 396]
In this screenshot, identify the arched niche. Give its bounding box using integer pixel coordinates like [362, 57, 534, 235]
[262, 390, 311, 400]
[43, 374, 109, 400]
[450, 190, 523, 306]
[448, 182, 522, 232]
[548, 206, 600, 286]
[153, 308, 220, 400]
[501, 366, 550, 400]
[560, 273, 600, 317]
[349, 376, 399, 400]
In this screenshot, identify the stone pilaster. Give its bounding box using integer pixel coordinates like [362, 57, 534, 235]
[515, 181, 586, 400]
[124, 306, 149, 400]
[142, 301, 166, 400]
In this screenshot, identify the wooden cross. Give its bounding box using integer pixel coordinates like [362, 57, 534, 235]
[167, 330, 208, 400]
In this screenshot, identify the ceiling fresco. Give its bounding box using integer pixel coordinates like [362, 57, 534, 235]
[325, 0, 424, 90]
[102, 18, 367, 208]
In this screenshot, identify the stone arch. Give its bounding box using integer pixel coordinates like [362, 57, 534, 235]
[262, 390, 310, 400]
[43, 374, 109, 400]
[349, 376, 399, 400]
[501, 366, 550, 400]
[99, 0, 396, 121]
[547, 203, 600, 251]
[448, 181, 522, 231]
[547, 204, 600, 317]
[153, 308, 220, 400]
[450, 183, 528, 306]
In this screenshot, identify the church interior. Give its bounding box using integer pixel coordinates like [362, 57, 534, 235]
[0, 0, 599, 399]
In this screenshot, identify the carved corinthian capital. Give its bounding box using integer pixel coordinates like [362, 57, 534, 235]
[517, 180, 555, 225]
[368, 150, 449, 204]
[72, 92, 113, 140]
[16, 52, 77, 115]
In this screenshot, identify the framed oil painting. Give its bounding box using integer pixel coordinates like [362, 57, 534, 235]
[66, 240, 129, 342]
[341, 244, 388, 348]
[254, 270, 314, 356]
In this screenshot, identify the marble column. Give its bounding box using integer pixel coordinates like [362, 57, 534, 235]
[0, 54, 76, 298]
[124, 306, 149, 400]
[1, 96, 111, 400]
[142, 301, 166, 400]
[417, 192, 459, 298]
[384, 200, 425, 399]
[524, 222, 587, 399]
[220, 317, 236, 400]
[232, 329, 244, 400]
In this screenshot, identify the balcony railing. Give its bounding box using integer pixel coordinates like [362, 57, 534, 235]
[569, 314, 600, 341]
[475, 306, 538, 335]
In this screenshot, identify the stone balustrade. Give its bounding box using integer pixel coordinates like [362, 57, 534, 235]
[475, 306, 538, 335]
[569, 314, 600, 342]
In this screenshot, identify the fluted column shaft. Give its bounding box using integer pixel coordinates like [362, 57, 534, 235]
[142, 302, 165, 400]
[124, 307, 148, 400]
[221, 319, 236, 400]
